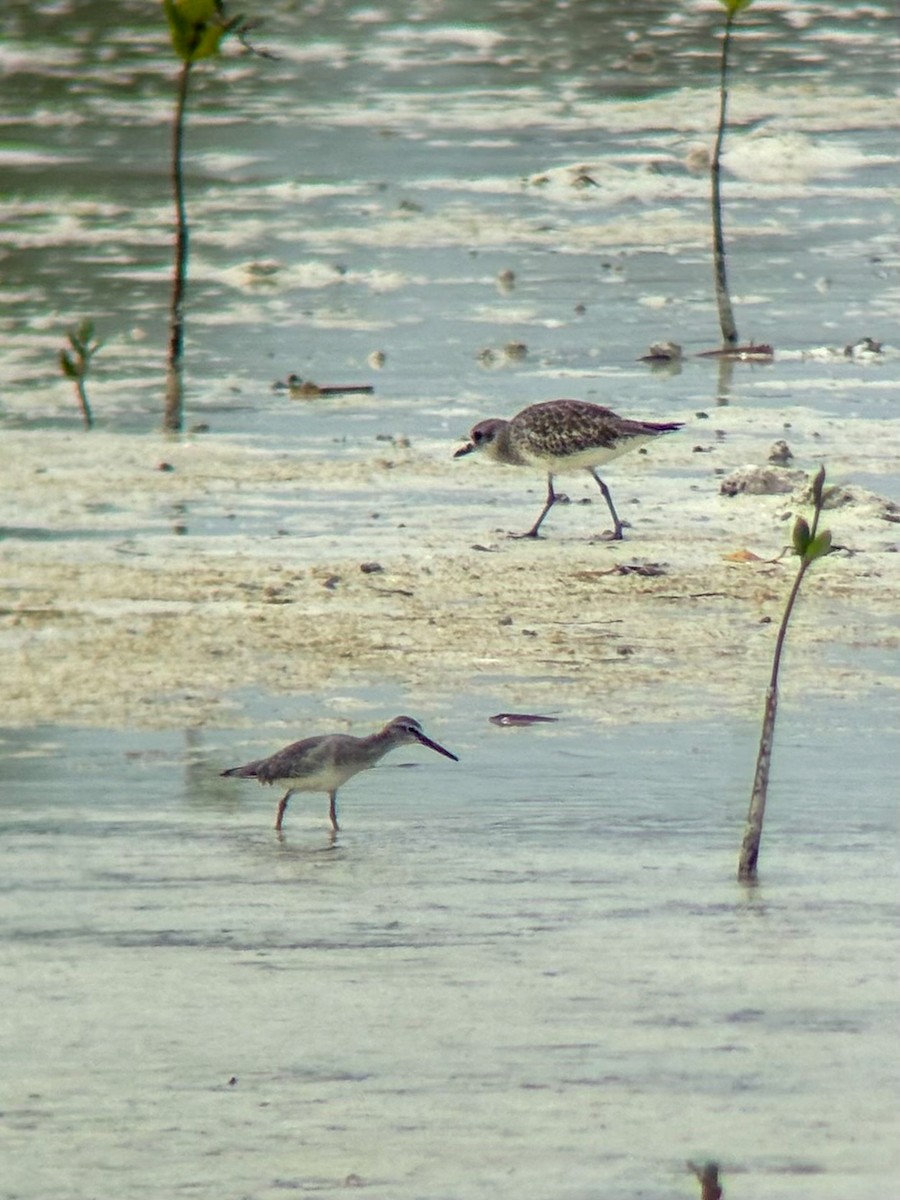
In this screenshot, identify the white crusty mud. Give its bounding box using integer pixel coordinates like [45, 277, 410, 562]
[2, 414, 898, 730]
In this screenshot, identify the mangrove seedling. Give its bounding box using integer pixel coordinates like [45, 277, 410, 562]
[738, 466, 832, 882]
[710, 0, 754, 348]
[162, 0, 243, 433]
[59, 319, 102, 430]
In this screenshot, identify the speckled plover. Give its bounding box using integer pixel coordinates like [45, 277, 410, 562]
[454, 398, 683, 540]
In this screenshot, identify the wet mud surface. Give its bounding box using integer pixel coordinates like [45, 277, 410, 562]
[3, 414, 898, 730]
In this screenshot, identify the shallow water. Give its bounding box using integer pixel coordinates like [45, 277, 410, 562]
[2, 0, 898, 441]
[2, 693, 898, 1199]
[2, 3, 899, 1195]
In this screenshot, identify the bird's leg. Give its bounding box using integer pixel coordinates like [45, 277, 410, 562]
[328, 790, 340, 832]
[275, 789, 292, 833]
[589, 470, 624, 540]
[511, 474, 558, 539]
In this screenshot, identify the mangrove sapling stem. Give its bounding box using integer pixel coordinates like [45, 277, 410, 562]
[688, 1161, 723, 1200]
[738, 559, 811, 880]
[711, 7, 739, 348]
[162, 1, 256, 433]
[738, 467, 831, 882]
[75, 379, 92, 429]
[164, 57, 192, 434]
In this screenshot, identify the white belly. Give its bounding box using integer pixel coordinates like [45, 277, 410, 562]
[276, 762, 363, 792]
[518, 434, 654, 473]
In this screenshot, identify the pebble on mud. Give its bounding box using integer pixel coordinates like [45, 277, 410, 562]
[719, 465, 805, 497]
[768, 440, 794, 465]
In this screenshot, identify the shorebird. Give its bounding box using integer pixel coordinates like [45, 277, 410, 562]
[454, 398, 683, 540]
[220, 715, 458, 833]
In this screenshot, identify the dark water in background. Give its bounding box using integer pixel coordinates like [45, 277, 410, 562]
[1, 0, 898, 438]
[1, 4, 899, 1196]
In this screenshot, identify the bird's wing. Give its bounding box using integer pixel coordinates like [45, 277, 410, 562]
[255, 734, 334, 784]
[514, 400, 620, 457]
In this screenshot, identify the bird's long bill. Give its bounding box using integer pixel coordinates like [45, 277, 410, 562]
[414, 731, 459, 761]
[453, 441, 475, 458]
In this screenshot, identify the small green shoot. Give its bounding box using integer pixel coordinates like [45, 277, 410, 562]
[710, 0, 754, 348]
[738, 465, 832, 882]
[59, 319, 102, 430]
[163, 0, 243, 63]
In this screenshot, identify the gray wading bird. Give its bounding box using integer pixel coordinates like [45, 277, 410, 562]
[221, 715, 459, 833]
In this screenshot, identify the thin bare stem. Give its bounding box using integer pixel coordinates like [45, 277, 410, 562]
[75, 379, 93, 430]
[711, 11, 739, 348]
[164, 59, 192, 433]
[738, 558, 812, 881]
[688, 1160, 723, 1200]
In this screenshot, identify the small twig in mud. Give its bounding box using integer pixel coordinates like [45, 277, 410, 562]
[489, 713, 560, 726]
[738, 465, 832, 882]
[608, 562, 667, 578]
[273, 375, 375, 398]
[696, 343, 774, 361]
[652, 592, 730, 601]
[234, 19, 279, 60]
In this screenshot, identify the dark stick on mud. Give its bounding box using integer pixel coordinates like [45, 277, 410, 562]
[489, 713, 560, 726]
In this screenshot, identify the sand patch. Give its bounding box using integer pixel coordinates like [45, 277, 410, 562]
[1, 426, 897, 729]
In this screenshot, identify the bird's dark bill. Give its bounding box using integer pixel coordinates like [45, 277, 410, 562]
[415, 732, 459, 761]
[453, 442, 475, 458]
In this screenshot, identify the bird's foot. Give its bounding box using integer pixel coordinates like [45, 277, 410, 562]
[507, 529, 543, 540]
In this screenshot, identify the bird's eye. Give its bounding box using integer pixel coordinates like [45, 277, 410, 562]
[473, 429, 484, 443]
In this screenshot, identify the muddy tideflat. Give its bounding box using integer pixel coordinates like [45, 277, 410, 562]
[2, 422, 897, 730]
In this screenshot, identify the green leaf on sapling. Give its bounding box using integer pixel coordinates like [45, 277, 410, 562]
[164, 0, 241, 63]
[792, 516, 811, 558]
[805, 529, 832, 562]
